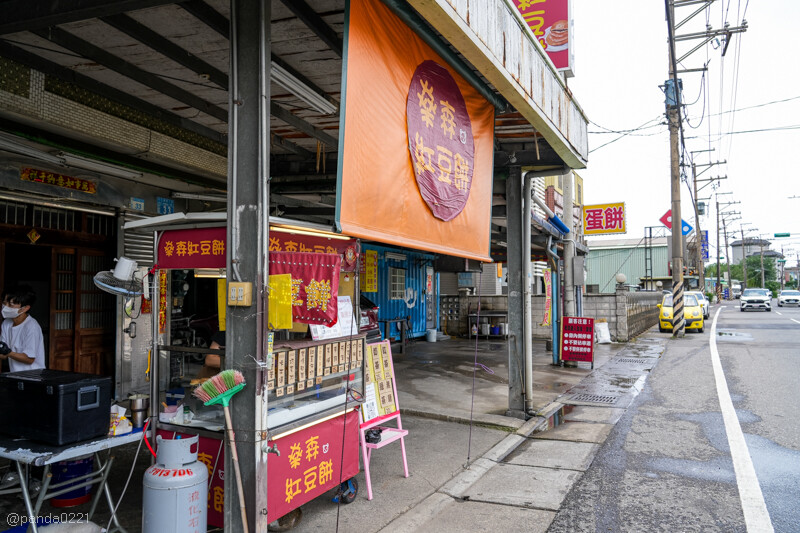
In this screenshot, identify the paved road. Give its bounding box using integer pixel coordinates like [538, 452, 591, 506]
[549, 301, 800, 533]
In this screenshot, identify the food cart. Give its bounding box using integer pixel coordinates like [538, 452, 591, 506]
[124, 213, 365, 528]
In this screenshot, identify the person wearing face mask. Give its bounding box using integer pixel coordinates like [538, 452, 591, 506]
[0, 284, 45, 372]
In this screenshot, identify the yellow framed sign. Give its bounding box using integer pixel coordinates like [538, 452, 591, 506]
[582, 202, 626, 235]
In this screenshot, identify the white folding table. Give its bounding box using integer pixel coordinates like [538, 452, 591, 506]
[0, 430, 146, 533]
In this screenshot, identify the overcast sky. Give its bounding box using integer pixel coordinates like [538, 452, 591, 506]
[568, 0, 800, 263]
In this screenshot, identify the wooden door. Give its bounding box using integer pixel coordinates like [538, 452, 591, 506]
[75, 250, 115, 374]
[50, 248, 76, 371]
[49, 248, 115, 374]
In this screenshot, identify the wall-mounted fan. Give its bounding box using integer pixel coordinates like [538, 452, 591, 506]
[93, 257, 146, 297]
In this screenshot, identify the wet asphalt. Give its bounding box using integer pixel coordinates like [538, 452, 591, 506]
[548, 302, 800, 533]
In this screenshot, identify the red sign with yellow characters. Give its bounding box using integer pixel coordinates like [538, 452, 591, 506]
[268, 410, 360, 522]
[269, 252, 341, 326]
[21, 167, 97, 194]
[157, 227, 226, 269]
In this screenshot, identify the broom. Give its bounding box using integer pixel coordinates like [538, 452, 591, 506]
[193, 370, 249, 533]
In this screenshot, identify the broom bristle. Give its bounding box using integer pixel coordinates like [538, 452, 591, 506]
[192, 370, 246, 403]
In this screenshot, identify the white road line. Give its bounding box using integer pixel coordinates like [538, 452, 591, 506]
[792, 318, 800, 325]
[710, 308, 774, 532]
[775, 311, 782, 316]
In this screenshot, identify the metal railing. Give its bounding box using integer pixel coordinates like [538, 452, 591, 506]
[625, 292, 662, 339]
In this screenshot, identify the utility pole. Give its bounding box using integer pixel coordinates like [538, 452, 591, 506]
[715, 195, 720, 300]
[740, 225, 749, 288]
[688, 149, 716, 292]
[721, 216, 736, 299]
[666, 0, 684, 337]
[781, 247, 785, 291]
[759, 236, 766, 288]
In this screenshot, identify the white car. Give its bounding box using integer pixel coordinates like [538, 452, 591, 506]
[686, 291, 709, 318]
[740, 288, 771, 312]
[778, 290, 800, 307]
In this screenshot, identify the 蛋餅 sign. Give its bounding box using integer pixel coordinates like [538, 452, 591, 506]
[582, 202, 626, 235]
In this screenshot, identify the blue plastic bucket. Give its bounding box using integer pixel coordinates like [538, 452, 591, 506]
[50, 455, 94, 507]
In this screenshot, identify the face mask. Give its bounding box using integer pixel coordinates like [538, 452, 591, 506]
[2, 306, 21, 319]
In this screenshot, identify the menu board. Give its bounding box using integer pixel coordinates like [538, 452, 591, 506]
[362, 340, 397, 423]
[270, 338, 365, 398]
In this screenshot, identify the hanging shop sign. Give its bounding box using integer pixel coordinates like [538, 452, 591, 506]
[582, 202, 626, 235]
[267, 410, 360, 522]
[338, 0, 495, 261]
[541, 268, 552, 326]
[158, 270, 168, 334]
[560, 316, 595, 364]
[407, 60, 475, 222]
[513, 0, 573, 76]
[20, 167, 97, 194]
[157, 227, 226, 269]
[360, 249, 378, 293]
[269, 232, 358, 271]
[269, 252, 341, 326]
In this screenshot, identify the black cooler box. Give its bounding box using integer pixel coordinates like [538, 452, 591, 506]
[0, 369, 112, 446]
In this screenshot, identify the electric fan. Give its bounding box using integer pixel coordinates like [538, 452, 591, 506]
[93, 257, 146, 297]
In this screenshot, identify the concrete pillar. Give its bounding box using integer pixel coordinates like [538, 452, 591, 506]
[563, 171, 576, 317]
[505, 165, 526, 418]
[615, 284, 628, 342]
[227, 0, 270, 530]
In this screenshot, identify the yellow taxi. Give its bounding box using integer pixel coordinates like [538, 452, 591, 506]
[658, 293, 705, 333]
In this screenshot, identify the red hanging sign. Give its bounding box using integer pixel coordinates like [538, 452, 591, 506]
[268, 233, 358, 271]
[157, 227, 227, 269]
[269, 252, 341, 326]
[561, 316, 595, 363]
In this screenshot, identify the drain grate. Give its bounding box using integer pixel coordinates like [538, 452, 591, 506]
[616, 358, 650, 364]
[568, 393, 618, 404]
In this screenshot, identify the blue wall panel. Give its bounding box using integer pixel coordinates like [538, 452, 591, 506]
[361, 244, 436, 340]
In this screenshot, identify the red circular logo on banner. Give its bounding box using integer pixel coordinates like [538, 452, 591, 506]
[406, 60, 474, 221]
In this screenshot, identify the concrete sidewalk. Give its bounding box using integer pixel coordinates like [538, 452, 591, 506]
[293, 333, 667, 533]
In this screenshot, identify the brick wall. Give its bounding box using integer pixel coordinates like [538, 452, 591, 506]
[0, 65, 227, 178]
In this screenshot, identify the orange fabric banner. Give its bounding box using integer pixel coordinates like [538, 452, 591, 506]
[338, 0, 495, 262]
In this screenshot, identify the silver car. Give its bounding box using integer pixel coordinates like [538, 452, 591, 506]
[686, 291, 709, 318]
[778, 290, 800, 307]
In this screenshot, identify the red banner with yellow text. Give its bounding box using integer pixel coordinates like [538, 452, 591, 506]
[337, 0, 494, 262]
[269, 252, 341, 326]
[157, 227, 226, 269]
[267, 410, 360, 521]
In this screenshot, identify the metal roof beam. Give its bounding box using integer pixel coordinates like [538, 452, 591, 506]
[178, 1, 337, 109]
[32, 26, 229, 122]
[101, 13, 229, 89]
[271, 179, 335, 194]
[0, 0, 176, 35]
[277, 0, 343, 57]
[0, 40, 226, 145]
[270, 102, 337, 147]
[269, 134, 313, 158]
[179, 0, 229, 39]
